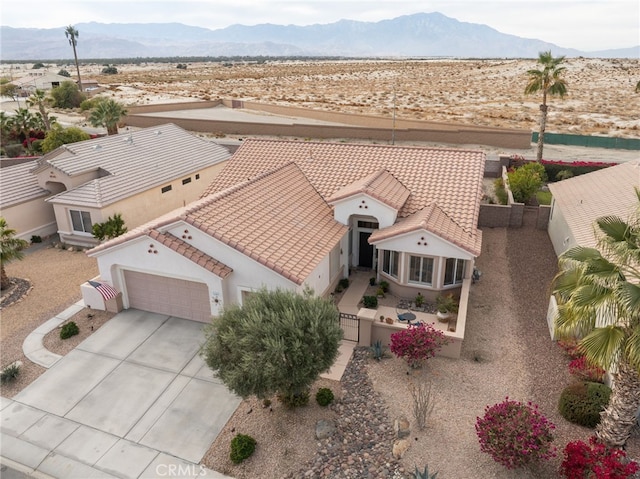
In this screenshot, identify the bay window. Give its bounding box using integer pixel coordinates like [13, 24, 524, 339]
[382, 250, 399, 278]
[409, 255, 434, 285]
[444, 258, 465, 285]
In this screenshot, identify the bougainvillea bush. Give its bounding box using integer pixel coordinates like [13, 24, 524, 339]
[475, 398, 556, 469]
[389, 323, 449, 368]
[568, 356, 605, 383]
[560, 436, 639, 479]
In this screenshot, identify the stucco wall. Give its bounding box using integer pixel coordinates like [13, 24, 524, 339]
[125, 100, 531, 149]
[2, 195, 57, 241]
[547, 199, 576, 257]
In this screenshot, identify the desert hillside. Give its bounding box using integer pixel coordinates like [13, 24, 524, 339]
[4, 58, 640, 137]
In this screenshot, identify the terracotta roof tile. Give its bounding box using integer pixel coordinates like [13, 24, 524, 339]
[148, 229, 232, 278]
[548, 161, 640, 249]
[184, 162, 348, 284]
[204, 139, 485, 255]
[327, 169, 410, 211]
[369, 204, 482, 256]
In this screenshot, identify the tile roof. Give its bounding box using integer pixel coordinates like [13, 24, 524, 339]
[369, 204, 483, 256]
[90, 162, 348, 285]
[548, 161, 640, 249]
[38, 123, 230, 208]
[326, 169, 410, 212]
[0, 160, 50, 208]
[203, 139, 485, 254]
[148, 230, 233, 278]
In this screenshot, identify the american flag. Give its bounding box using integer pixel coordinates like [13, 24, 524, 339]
[88, 280, 119, 300]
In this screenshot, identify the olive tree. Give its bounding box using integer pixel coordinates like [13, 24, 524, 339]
[202, 287, 343, 407]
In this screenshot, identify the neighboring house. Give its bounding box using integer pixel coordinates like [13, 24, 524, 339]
[81, 79, 100, 91]
[0, 159, 57, 241]
[13, 72, 73, 95]
[32, 123, 231, 247]
[547, 161, 640, 256]
[87, 139, 485, 323]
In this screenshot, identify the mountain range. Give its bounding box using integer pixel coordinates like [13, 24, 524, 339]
[1, 12, 638, 60]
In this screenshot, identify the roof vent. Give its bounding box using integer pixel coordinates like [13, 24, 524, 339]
[123, 135, 133, 144]
[92, 144, 102, 151]
[155, 130, 162, 136]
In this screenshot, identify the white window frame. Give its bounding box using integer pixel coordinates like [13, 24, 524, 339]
[444, 258, 465, 286]
[382, 250, 399, 279]
[69, 209, 93, 234]
[408, 255, 434, 286]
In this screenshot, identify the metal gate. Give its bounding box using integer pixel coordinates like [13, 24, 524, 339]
[339, 312, 359, 342]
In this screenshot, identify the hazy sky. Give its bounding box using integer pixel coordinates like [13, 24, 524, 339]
[1, 0, 638, 52]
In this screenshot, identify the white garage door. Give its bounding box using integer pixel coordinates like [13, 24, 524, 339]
[123, 270, 211, 322]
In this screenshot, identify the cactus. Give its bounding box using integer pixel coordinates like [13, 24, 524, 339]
[413, 465, 438, 479]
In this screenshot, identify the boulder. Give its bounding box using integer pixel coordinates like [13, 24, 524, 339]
[394, 415, 410, 439]
[315, 419, 336, 440]
[392, 439, 410, 459]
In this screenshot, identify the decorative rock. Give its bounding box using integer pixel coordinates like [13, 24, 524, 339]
[315, 419, 336, 440]
[394, 415, 411, 439]
[392, 439, 410, 459]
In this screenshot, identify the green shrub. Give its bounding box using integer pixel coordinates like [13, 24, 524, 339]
[379, 280, 389, 292]
[493, 178, 508, 205]
[4, 144, 25, 158]
[0, 363, 21, 384]
[555, 169, 574, 181]
[31, 235, 42, 243]
[362, 295, 378, 308]
[558, 381, 611, 428]
[507, 162, 547, 203]
[60, 321, 80, 339]
[316, 387, 334, 407]
[369, 277, 376, 286]
[277, 389, 310, 408]
[338, 278, 350, 289]
[229, 433, 256, 464]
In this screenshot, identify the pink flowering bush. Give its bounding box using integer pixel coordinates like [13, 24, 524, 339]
[389, 323, 449, 368]
[475, 397, 557, 469]
[568, 356, 605, 383]
[560, 436, 639, 479]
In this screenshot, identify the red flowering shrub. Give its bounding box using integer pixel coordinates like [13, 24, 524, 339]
[560, 436, 639, 479]
[389, 323, 449, 368]
[557, 339, 582, 359]
[475, 398, 556, 469]
[568, 356, 605, 383]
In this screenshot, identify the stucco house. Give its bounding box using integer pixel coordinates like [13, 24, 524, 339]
[86, 139, 485, 322]
[13, 72, 73, 95]
[31, 123, 231, 247]
[0, 159, 57, 241]
[547, 161, 640, 256]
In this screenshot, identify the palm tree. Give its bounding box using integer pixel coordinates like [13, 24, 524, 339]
[11, 108, 38, 151]
[552, 189, 640, 447]
[65, 25, 82, 92]
[88, 98, 128, 135]
[27, 89, 53, 131]
[0, 218, 28, 290]
[525, 51, 568, 161]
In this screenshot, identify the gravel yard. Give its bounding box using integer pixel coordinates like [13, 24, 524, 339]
[0, 242, 99, 397]
[1, 217, 638, 478]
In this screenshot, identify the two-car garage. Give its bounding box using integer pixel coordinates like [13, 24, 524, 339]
[123, 270, 212, 323]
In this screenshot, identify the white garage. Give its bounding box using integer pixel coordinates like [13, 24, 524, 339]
[123, 270, 212, 323]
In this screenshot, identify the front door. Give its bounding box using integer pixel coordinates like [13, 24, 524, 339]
[359, 232, 373, 268]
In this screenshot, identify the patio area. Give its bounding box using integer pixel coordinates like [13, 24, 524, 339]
[335, 270, 468, 358]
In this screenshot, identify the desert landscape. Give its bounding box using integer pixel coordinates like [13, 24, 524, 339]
[4, 57, 639, 139]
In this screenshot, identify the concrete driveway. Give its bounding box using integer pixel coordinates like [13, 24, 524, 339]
[0, 310, 239, 478]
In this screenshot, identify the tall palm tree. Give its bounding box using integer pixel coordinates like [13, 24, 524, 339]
[552, 189, 640, 447]
[88, 98, 128, 135]
[525, 51, 568, 161]
[65, 25, 82, 92]
[27, 89, 53, 131]
[0, 218, 28, 290]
